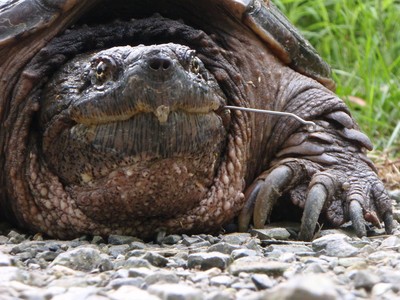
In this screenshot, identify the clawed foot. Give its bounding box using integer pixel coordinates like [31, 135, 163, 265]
[239, 120, 393, 241]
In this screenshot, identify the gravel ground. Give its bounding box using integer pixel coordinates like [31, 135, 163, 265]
[1, 190, 400, 300]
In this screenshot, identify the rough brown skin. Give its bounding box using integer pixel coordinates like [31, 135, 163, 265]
[0, 0, 393, 240]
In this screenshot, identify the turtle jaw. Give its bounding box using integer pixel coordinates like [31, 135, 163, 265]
[41, 113, 228, 224]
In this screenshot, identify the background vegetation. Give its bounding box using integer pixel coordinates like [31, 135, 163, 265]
[274, 0, 400, 157]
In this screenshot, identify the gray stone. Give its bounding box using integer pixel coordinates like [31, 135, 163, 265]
[91, 235, 105, 244]
[143, 251, 169, 267]
[128, 268, 154, 278]
[169, 252, 188, 268]
[107, 286, 160, 300]
[0, 252, 12, 266]
[162, 235, 183, 245]
[0, 235, 8, 244]
[379, 235, 400, 249]
[230, 281, 256, 290]
[337, 257, 366, 268]
[251, 274, 275, 290]
[209, 275, 233, 287]
[108, 235, 137, 245]
[188, 252, 231, 270]
[108, 277, 145, 289]
[313, 233, 349, 250]
[124, 257, 153, 269]
[251, 228, 291, 240]
[263, 274, 340, 300]
[312, 234, 359, 257]
[112, 269, 130, 279]
[126, 249, 147, 258]
[220, 233, 252, 245]
[36, 251, 59, 261]
[371, 283, 395, 298]
[7, 230, 27, 244]
[0, 266, 29, 283]
[278, 252, 296, 263]
[17, 250, 37, 261]
[50, 247, 103, 271]
[182, 235, 205, 246]
[352, 270, 380, 290]
[130, 241, 147, 250]
[389, 189, 400, 202]
[145, 271, 180, 285]
[148, 283, 203, 300]
[265, 244, 313, 255]
[202, 235, 220, 244]
[188, 241, 212, 249]
[228, 257, 290, 276]
[377, 268, 400, 284]
[108, 244, 130, 258]
[231, 249, 258, 260]
[205, 291, 235, 300]
[302, 262, 326, 274]
[99, 254, 114, 271]
[207, 242, 240, 255]
[392, 209, 400, 223]
[51, 287, 98, 300]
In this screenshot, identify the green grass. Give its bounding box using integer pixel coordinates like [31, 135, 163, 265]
[274, 0, 400, 155]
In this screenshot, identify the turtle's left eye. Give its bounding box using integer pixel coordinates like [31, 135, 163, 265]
[95, 61, 108, 80]
[190, 57, 201, 74]
[89, 56, 118, 86]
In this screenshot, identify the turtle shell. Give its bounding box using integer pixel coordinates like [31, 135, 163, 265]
[0, 0, 335, 90]
[222, 0, 335, 90]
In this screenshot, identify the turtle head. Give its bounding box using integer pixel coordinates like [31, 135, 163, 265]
[37, 43, 229, 223]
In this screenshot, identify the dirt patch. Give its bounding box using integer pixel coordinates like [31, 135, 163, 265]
[370, 150, 400, 190]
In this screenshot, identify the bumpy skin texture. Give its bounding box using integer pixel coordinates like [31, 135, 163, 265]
[0, 0, 393, 240]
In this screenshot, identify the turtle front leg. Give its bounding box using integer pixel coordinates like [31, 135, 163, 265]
[239, 112, 393, 241]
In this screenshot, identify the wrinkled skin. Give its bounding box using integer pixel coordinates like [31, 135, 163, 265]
[0, 0, 393, 240]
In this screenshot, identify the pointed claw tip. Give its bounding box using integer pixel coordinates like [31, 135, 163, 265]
[299, 183, 328, 242]
[383, 212, 394, 235]
[349, 200, 367, 237]
[364, 211, 381, 229]
[298, 231, 314, 242]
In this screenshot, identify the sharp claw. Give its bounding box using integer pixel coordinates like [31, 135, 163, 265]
[383, 211, 394, 234]
[372, 182, 393, 234]
[298, 183, 327, 241]
[349, 200, 367, 237]
[253, 165, 293, 228]
[364, 211, 381, 228]
[238, 183, 261, 232]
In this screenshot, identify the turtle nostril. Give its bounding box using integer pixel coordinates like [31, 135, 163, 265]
[148, 57, 172, 71]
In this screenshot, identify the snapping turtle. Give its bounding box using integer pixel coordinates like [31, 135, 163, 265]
[0, 0, 393, 240]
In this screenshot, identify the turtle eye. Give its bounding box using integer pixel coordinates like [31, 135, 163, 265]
[190, 57, 201, 74]
[96, 61, 108, 80]
[89, 56, 118, 86]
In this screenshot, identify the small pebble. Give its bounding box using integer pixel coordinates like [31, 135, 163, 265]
[263, 274, 340, 300]
[352, 270, 380, 290]
[312, 234, 359, 257]
[108, 235, 137, 245]
[250, 228, 291, 240]
[188, 252, 231, 270]
[228, 257, 290, 276]
[49, 248, 104, 272]
[148, 283, 203, 300]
